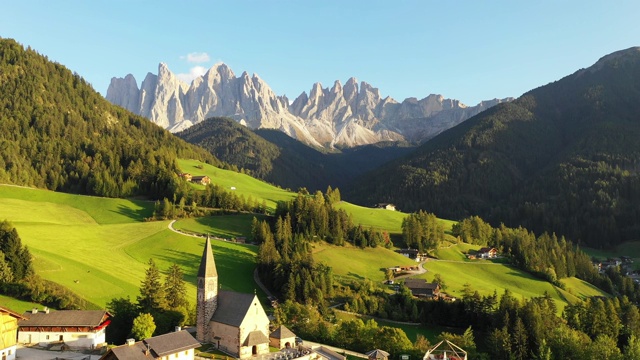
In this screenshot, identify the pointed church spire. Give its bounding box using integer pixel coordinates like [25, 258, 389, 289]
[198, 235, 218, 277]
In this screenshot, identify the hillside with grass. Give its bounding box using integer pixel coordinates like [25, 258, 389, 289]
[0, 185, 259, 308]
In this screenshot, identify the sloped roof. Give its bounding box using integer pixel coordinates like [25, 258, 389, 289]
[404, 279, 438, 290]
[107, 342, 152, 360]
[366, 349, 390, 359]
[103, 331, 200, 360]
[143, 330, 200, 357]
[0, 306, 27, 320]
[243, 330, 269, 346]
[270, 325, 296, 339]
[198, 236, 218, 278]
[20, 310, 109, 327]
[210, 290, 257, 327]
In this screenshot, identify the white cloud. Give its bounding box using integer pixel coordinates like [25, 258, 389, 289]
[180, 52, 210, 64]
[176, 66, 207, 84]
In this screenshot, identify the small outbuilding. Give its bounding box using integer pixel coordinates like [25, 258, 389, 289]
[366, 349, 390, 360]
[269, 325, 296, 349]
[191, 176, 211, 185]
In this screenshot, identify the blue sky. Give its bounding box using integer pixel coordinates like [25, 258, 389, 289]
[1, 1, 639, 105]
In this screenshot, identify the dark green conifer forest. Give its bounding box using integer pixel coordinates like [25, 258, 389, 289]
[0, 38, 218, 199]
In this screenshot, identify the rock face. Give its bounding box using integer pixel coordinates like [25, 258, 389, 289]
[107, 63, 511, 148]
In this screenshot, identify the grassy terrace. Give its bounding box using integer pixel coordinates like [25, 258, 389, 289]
[0, 185, 259, 308]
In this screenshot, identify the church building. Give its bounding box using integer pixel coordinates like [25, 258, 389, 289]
[196, 236, 270, 358]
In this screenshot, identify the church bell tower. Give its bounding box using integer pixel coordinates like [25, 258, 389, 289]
[196, 235, 218, 342]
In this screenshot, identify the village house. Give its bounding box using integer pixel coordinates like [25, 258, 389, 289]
[477, 247, 498, 259]
[190, 176, 211, 185]
[18, 308, 111, 350]
[100, 330, 200, 360]
[375, 203, 396, 211]
[403, 279, 441, 298]
[178, 173, 193, 182]
[0, 306, 26, 360]
[395, 249, 428, 262]
[196, 236, 271, 359]
[269, 325, 297, 349]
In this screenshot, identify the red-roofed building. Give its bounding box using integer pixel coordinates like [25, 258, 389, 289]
[18, 308, 110, 350]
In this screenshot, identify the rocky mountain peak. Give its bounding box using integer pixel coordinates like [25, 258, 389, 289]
[107, 63, 510, 148]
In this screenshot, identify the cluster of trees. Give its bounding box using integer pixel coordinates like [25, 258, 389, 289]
[106, 259, 191, 344]
[0, 38, 217, 200]
[341, 279, 420, 322]
[401, 210, 446, 252]
[273, 188, 391, 248]
[275, 300, 478, 359]
[255, 216, 333, 307]
[420, 286, 640, 359]
[452, 216, 640, 300]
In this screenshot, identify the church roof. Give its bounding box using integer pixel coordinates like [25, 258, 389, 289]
[198, 236, 218, 278]
[210, 290, 258, 327]
[243, 330, 270, 346]
[270, 325, 296, 339]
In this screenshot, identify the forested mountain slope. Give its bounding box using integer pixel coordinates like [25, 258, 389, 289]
[0, 38, 218, 199]
[346, 47, 640, 248]
[176, 117, 414, 191]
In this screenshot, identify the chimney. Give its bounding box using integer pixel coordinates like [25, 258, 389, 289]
[31, 308, 38, 314]
[175, 326, 181, 332]
[44, 307, 49, 314]
[144, 343, 150, 355]
[126, 338, 135, 346]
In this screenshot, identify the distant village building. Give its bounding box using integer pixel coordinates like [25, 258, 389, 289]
[190, 176, 211, 185]
[269, 325, 297, 349]
[179, 173, 193, 182]
[0, 306, 26, 360]
[196, 236, 271, 358]
[396, 249, 428, 262]
[404, 279, 440, 298]
[477, 247, 498, 259]
[375, 203, 396, 211]
[18, 308, 111, 350]
[100, 330, 200, 360]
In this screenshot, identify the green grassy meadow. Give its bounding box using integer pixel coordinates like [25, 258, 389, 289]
[0, 185, 259, 308]
[177, 159, 295, 211]
[312, 242, 418, 282]
[0, 294, 42, 313]
[173, 214, 268, 239]
[420, 260, 608, 311]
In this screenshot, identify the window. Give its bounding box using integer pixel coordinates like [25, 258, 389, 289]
[46, 335, 50, 340]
